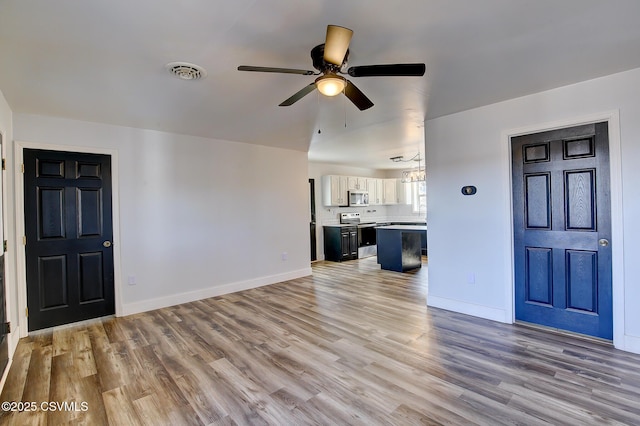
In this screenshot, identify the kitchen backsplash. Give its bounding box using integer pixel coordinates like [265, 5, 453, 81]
[318, 204, 425, 225]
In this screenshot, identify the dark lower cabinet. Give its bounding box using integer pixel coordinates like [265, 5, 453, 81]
[324, 226, 358, 261]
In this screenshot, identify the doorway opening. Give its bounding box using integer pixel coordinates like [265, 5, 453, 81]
[309, 178, 317, 262]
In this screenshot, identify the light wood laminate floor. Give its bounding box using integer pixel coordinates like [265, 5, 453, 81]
[1, 257, 640, 425]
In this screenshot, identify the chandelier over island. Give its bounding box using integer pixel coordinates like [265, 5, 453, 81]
[390, 152, 426, 183]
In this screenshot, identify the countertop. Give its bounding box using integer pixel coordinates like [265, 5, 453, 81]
[324, 222, 426, 229]
[376, 225, 427, 231]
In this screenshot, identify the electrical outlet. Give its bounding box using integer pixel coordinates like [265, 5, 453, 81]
[467, 273, 475, 284]
[281, 252, 288, 261]
[128, 275, 137, 286]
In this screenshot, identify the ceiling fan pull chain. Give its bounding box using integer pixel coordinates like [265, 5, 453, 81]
[344, 98, 347, 128]
[343, 86, 348, 128]
[316, 91, 322, 134]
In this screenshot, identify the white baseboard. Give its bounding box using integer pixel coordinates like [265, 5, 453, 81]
[619, 333, 640, 355]
[121, 268, 312, 316]
[427, 295, 510, 323]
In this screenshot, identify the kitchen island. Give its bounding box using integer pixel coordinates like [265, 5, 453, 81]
[376, 225, 427, 272]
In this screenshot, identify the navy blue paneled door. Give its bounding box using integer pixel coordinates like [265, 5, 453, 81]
[512, 122, 612, 339]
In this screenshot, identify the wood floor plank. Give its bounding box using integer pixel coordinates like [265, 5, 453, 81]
[47, 350, 109, 425]
[131, 392, 199, 426]
[209, 357, 302, 425]
[364, 360, 501, 424]
[0, 339, 33, 402]
[70, 329, 98, 379]
[102, 385, 144, 426]
[390, 403, 450, 426]
[51, 327, 73, 357]
[87, 322, 128, 393]
[172, 370, 228, 424]
[269, 388, 347, 425]
[17, 343, 51, 426]
[2, 256, 640, 424]
[131, 345, 202, 425]
[77, 373, 110, 425]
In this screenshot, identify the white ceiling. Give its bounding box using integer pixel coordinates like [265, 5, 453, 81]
[1, 0, 640, 170]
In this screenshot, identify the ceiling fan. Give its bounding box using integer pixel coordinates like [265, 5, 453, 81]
[237, 25, 426, 111]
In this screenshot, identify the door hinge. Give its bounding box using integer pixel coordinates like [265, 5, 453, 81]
[25, 307, 28, 318]
[21, 163, 24, 173]
[1, 158, 5, 170]
[3, 240, 6, 252]
[23, 235, 27, 245]
[0, 322, 10, 334]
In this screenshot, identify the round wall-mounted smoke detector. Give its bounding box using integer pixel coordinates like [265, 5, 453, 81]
[165, 62, 207, 80]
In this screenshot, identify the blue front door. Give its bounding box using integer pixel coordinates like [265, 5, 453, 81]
[512, 122, 612, 339]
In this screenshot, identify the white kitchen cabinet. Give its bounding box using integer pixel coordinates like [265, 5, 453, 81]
[322, 175, 348, 206]
[366, 178, 383, 205]
[382, 178, 399, 205]
[398, 179, 412, 205]
[347, 176, 366, 191]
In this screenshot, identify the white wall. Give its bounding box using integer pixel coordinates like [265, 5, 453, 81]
[12, 114, 311, 319]
[425, 67, 640, 353]
[308, 162, 424, 259]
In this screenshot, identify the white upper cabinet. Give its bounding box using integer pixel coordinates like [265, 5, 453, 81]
[322, 175, 400, 206]
[322, 175, 348, 206]
[366, 178, 383, 205]
[347, 176, 366, 191]
[397, 180, 412, 205]
[382, 178, 399, 205]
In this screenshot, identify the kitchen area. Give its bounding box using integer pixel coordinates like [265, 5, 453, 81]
[323, 212, 427, 272]
[309, 164, 427, 272]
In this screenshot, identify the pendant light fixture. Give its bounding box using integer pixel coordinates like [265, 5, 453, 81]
[391, 152, 426, 183]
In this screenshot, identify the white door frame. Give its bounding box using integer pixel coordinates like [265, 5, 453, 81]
[14, 141, 123, 337]
[0, 131, 10, 389]
[502, 110, 625, 349]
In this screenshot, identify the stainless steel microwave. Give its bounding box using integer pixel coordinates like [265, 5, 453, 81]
[348, 191, 369, 207]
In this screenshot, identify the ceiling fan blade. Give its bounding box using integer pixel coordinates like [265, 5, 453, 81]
[238, 65, 316, 76]
[347, 63, 426, 77]
[344, 80, 374, 111]
[324, 25, 353, 66]
[279, 83, 317, 106]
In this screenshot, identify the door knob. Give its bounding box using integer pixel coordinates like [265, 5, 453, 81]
[103, 241, 112, 248]
[598, 238, 609, 247]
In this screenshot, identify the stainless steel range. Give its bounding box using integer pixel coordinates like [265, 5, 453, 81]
[340, 212, 377, 258]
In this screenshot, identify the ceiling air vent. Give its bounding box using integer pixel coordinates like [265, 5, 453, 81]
[165, 62, 207, 80]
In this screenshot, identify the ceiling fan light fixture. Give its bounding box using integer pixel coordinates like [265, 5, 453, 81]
[315, 74, 346, 97]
